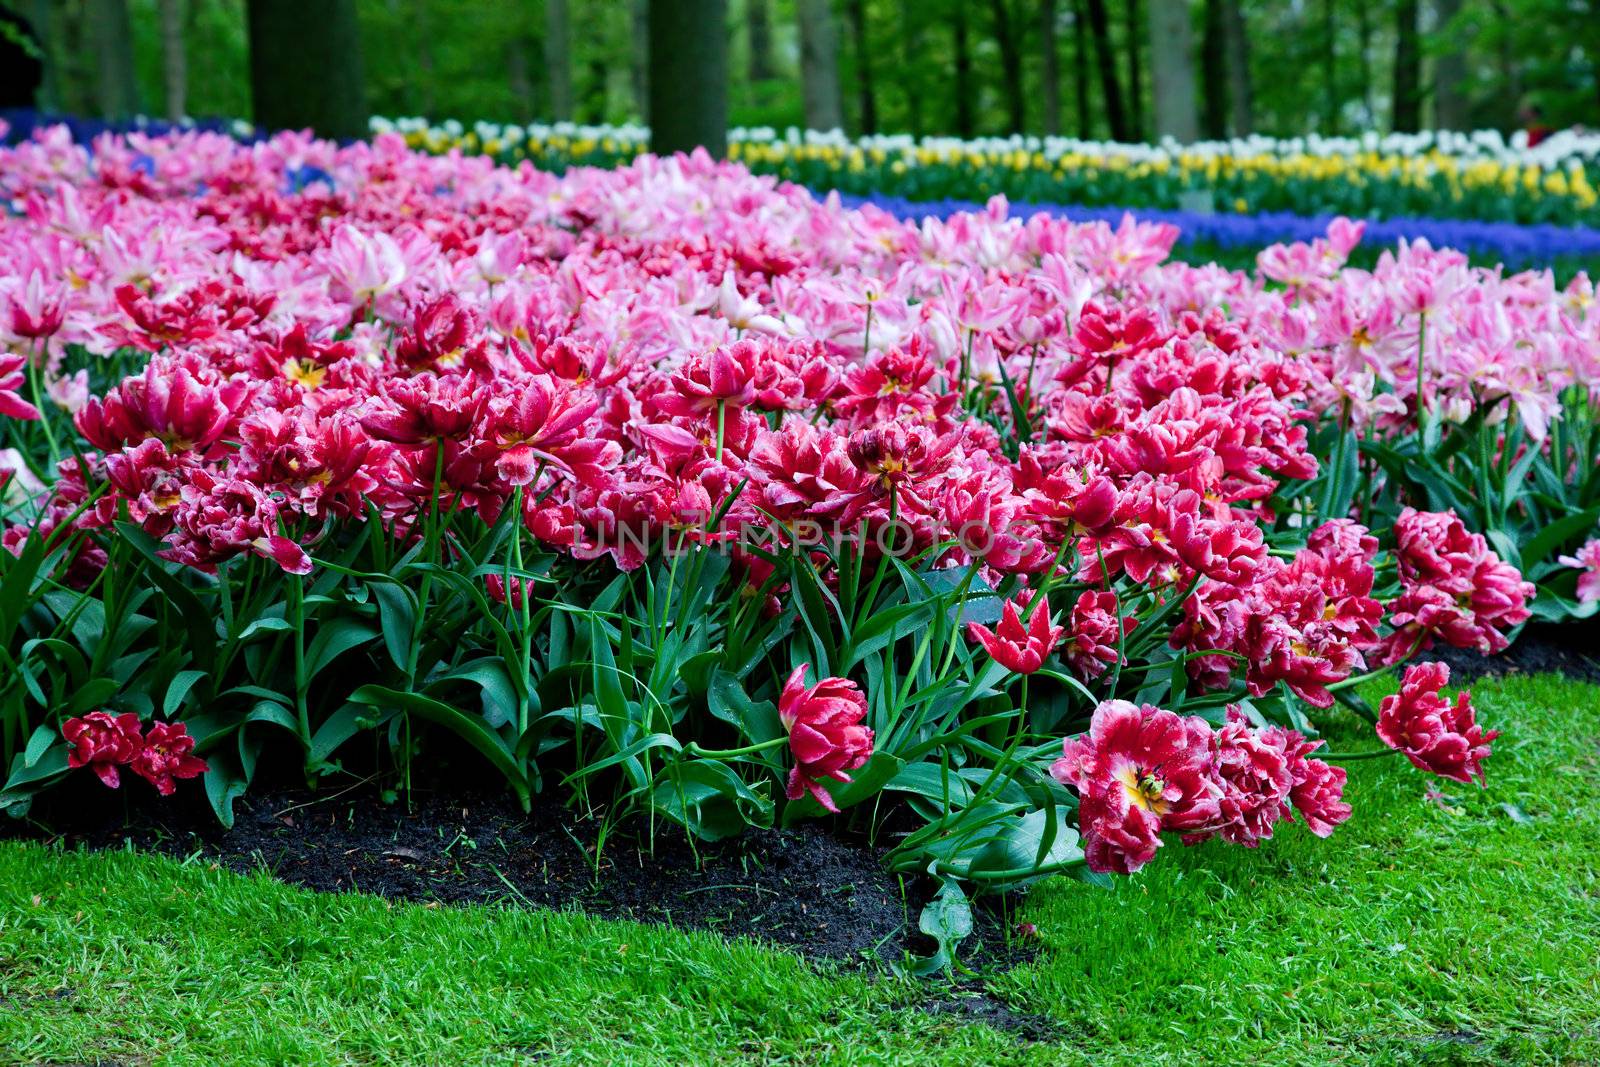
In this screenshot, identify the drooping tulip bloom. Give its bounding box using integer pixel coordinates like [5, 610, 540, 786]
[1383, 508, 1534, 658]
[1558, 539, 1600, 605]
[130, 721, 208, 796]
[1052, 700, 1222, 874]
[1184, 710, 1294, 848]
[0, 353, 40, 421]
[63, 711, 144, 789]
[1267, 725, 1352, 837]
[777, 664, 874, 813]
[1377, 661, 1497, 784]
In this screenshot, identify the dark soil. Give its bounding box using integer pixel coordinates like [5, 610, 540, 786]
[1420, 620, 1600, 687]
[5, 777, 1050, 1035]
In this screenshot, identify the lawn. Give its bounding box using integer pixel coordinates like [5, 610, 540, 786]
[3, 671, 1597, 1067]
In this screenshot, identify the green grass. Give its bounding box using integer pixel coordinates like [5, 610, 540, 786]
[3, 673, 1598, 1066]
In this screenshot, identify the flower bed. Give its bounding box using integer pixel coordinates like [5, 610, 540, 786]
[830, 191, 1600, 274]
[380, 117, 1600, 226]
[2, 128, 1597, 946]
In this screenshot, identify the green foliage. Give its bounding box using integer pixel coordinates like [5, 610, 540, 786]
[22, 0, 1594, 142]
[3, 673, 1597, 1064]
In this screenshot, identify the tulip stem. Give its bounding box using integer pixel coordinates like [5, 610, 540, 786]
[509, 484, 534, 736]
[714, 400, 726, 464]
[1327, 666, 1391, 692]
[686, 737, 788, 759]
[287, 570, 310, 747]
[1415, 310, 1429, 430]
[1320, 747, 1404, 762]
[1328, 632, 1427, 693]
[26, 342, 60, 466]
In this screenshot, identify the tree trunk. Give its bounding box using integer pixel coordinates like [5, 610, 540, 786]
[1487, 0, 1519, 129]
[1587, 0, 1600, 127]
[1355, 0, 1373, 120]
[1321, 0, 1338, 133]
[508, 37, 535, 122]
[1084, 0, 1126, 140]
[1147, 0, 1197, 143]
[1040, 0, 1060, 135]
[583, 52, 607, 123]
[796, 0, 844, 130]
[900, 0, 924, 134]
[748, 0, 776, 81]
[545, 0, 573, 120]
[631, 0, 649, 118]
[247, 0, 367, 139]
[1431, 0, 1467, 128]
[1200, 0, 1226, 139]
[847, 0, 876, 133]
[990, 0, 1025, 133]
[953, 1, 974, 137]
[1126, 0, 1143, 140]
[53, 0, 93, 115]
[412, 0, 435, 117]
[87, 0, 139, 119]
[29, 0, 61, 112]
[1072, 0, 1091, 137]
[1392, 0, 1420, 132]
[648, 0, 727, 156]
[157, 0, 186, 121]
[1221, 0, 1250, 134]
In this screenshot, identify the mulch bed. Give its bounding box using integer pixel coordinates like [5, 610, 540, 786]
[1418, 619, 1600, 687]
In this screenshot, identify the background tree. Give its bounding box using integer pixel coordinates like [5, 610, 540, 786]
[1147, 0, 1197, 142]
[1072, 0, 1092, 137]
[1322, 0, 1339, 133]
[1201, 0, 1227, 139]
[746, 0, 774, 81]
[88, 0, 140, 118]
[1125, 0, 1143, 139]
[1040, 0, 1061, 135]
[1355, 0, 1374, 121]
[796, 0, 843, 130]
[846, 0, 875, 133]
[1430, 0, 1468, 128]
[247, 0, 367, 137]
[19, 0, 1600, 146]
[647, 0, 726, 156]
[631, 0, 648, 116]
[1222, 0, 1251, 133]
[544, 0, 572, 121]
[989, 0, 1025, 134]
[951, 0, 974, 137]
[157, 0, 184, 120]
[1084, 0, 1127, 140]
[1392, 0, 1420, 131]
[507, 33, 534, 121]
[898, 0, 925, 134]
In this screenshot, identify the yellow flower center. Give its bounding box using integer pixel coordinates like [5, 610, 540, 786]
[285, 358, 326, 390]
[1116, 764, 1171, 815]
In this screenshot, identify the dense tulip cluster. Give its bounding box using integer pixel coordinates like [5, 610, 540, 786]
[0, 124, 1582, 886]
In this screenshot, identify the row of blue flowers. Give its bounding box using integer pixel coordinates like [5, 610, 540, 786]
[831, 191, 1600, 272]
[6, 109, 1597, 273]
